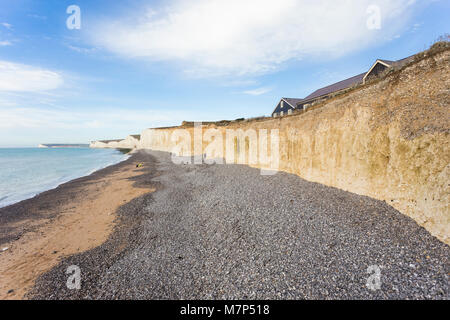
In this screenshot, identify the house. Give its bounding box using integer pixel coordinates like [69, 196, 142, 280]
[296, 72, 366, 111]
[271, 55, 414, 117]
[272, 98, 304, 117]
[362, 56, 413, 83]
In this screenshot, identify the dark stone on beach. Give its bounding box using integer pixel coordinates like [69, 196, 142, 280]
[20, 151, 450, 300]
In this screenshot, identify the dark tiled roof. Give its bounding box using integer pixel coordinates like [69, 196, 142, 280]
[299, 55, 416, 106]
[301, 72, 366, 103]
[379, 55, 415, 68]
[378, 59, 396, 65]
[273, 53, 417, 112]
[282, 98, 304, 108]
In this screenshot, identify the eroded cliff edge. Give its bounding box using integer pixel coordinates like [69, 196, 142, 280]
[92, 48, 450, 244]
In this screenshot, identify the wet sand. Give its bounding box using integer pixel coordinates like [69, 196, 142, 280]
[0, 151, 154, 299]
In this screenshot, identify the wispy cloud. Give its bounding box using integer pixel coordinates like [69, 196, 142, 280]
[220, 79, 258, 87]
[0, 40, 12, 46]
[93, 0, 418, 77]
[411, 22, 423, 32]
[1, 22, 12, 30]
[67, 45, 97, 54]
[242, 87, 272, 96]
[27, 14, 47, 20]
[0, 106, 199, 146]
[0, 106, 192, 130]
[0, 61, 63, 92]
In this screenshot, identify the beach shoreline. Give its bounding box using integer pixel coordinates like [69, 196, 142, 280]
[29, 151, 449, 300]
[1, 150, 448, 300]
[0, 148, 130, 209]
[0, 151, 155, 299]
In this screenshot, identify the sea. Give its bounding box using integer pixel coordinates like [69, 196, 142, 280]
[0, 148, 129, 208]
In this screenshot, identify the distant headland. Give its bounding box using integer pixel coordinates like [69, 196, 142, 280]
[38, 144, 90, 148]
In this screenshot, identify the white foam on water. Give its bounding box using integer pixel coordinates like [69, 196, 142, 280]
[0, 148, 129, 208]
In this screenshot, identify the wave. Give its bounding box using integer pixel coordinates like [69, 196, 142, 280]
[0, 148, 129, 209]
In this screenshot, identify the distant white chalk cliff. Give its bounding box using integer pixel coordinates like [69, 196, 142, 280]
[38, 144, 90, 148]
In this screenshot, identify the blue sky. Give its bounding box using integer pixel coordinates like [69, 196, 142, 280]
[0, 0, 448, 147]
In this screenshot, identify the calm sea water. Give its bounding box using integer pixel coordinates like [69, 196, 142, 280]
[0, 148, 129, 208]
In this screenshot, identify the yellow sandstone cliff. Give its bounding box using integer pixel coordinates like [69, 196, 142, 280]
[91, 48, 450, 244]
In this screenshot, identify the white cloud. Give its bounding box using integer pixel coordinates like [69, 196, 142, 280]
[0, 61, 63, 92]
[27, 14, 47, 20]
[0, 106, 199, 146]
[411, 22, 423, 32]
[93, 0, 418, 77]
[67, 45, 97, 54]
[220, 79, 258, 87]
[242, 87, 272, 96]
[0, 106, 193, 130]
[0, 98, 18, 107]
[1, 22, 12, 30]
[0, 41, 12, 46]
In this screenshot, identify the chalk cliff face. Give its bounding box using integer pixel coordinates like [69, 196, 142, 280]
[90, 135, 140, 149]
[91, 49, 450, 244]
